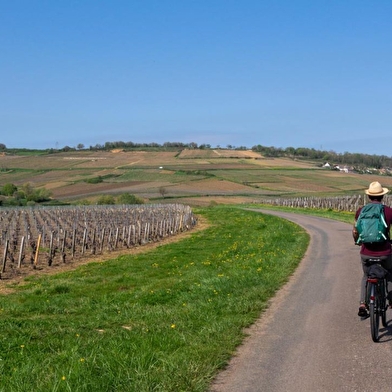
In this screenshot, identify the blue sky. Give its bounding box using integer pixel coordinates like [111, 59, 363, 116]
[1, 1, 392, 155]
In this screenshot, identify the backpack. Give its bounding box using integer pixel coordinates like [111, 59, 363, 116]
[355, 203, 388, 245]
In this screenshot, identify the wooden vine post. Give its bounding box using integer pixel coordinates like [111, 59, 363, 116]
[99, 228, 105, 253]
[1, 239, 9, 278]
[0, 204, 198, 279]
[61, 231, 67, 263]
[91, 228, 96, 254]
[33, 234, 42, 269]
[82, 228, 87, 255]
[71, 229, 76, 259]
[17, 236, 25, 268]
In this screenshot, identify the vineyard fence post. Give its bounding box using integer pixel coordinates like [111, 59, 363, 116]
[17, 236, 25, 268]
[33, 234, 41, 269]
[71, 229, 76, 259]
[1, 239, 9, 275]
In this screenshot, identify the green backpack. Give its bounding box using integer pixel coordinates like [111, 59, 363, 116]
[356, 203, 388, 245]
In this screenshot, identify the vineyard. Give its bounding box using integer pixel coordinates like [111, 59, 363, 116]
[0, 203, 196, 281]
[260, 194, 391, 212]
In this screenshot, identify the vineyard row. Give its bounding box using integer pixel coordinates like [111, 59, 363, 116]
[0, 204, 197, 280]
[259, 194, 388, 212]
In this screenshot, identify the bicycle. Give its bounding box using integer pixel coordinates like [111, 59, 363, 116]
[365, 258, 389, 342]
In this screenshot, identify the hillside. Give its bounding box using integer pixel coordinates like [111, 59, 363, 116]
[0, 149, 391, 206]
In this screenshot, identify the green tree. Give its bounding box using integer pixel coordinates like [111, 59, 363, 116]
[2, 183, 17, 196]
[62, 145, 73, 152]
[19, 183, 52, 203]
[20, 183, 34, 200]
[31, 187, 52, 202]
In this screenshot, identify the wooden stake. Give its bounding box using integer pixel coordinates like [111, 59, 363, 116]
[1, 239, 9, 277]
[33, 234, 41, 269]
[17, 236, 25, 268]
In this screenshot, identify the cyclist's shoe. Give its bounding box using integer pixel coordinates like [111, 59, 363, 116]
[387, 291, 392, 307]
[358, 304, 368, 317]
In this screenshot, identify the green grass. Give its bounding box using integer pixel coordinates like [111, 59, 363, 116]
[206, 168, 372, 196]
[0, 206, 309, 392]
[115, 168, 204, 183]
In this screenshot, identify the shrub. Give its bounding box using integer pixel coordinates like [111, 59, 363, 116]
[85, 176, 103, 184]
[1, 183, 17, 196]
[117, 193, 144, 205]
[96, 195, 116, 205]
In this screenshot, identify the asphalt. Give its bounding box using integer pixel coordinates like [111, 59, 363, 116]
[209, 210, 392, 392]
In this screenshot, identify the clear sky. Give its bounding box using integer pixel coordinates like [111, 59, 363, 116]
[1, 1, 392, 155]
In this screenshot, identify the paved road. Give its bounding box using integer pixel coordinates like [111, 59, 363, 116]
[210, 210, 392, 392]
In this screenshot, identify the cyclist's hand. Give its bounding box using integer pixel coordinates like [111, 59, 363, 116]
[352, 227, 359, 243]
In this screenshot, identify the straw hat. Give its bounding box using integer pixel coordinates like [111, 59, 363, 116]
[365, 181, 389, 196]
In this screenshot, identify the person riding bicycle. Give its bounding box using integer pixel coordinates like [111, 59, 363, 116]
[353, 181, 392, 317]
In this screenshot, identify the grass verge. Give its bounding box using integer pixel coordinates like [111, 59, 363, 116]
[0, 206, 309, 392]
[247, 203, 355, 224]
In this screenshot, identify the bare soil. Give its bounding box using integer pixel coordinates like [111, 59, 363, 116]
[0, 149, 325, 204]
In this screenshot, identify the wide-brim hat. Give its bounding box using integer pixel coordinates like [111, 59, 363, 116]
[365, 181, 389, 196]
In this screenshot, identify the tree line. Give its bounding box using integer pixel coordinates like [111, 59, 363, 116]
[251, 145, 392, 169]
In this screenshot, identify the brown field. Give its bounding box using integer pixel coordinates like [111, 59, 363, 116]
[0, 149, 391, 206]
[178, 149, 262, 159]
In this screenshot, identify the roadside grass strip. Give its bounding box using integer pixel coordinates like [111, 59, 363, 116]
[248, 203, 355, 224]
[0, 206, 309, 392]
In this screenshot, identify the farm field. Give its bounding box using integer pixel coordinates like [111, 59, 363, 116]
[1, 149, 391, 205]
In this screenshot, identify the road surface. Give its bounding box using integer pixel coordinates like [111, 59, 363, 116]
[210, 210, 392, 392]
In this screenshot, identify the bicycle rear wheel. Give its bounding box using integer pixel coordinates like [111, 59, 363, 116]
[369, 283, 380, 342]
[381, 280, 388, 328]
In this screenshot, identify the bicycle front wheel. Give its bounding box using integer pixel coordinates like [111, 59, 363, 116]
[369, 283, 380, 342]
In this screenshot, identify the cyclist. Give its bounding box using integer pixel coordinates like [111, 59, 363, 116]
[352, 181, 392, 317]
